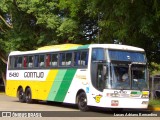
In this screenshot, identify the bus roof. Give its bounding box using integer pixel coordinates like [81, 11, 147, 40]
[90, 44, 144, 51]
[9, 44, 144, 56]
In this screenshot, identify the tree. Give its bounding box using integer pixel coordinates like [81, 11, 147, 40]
[0, 0, 98, 85]
[1, 0, 160, 85]
[89, 0, 160, 64]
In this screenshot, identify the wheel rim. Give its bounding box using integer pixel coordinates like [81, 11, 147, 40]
[26, 91, 31, 102]
[19, 90, 23, 100]
[19, 89, 24, 100]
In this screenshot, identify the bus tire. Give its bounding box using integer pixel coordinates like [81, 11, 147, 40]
[17, 87, 25, 103]
[77, 92, 89, 112]
[25, 88, 33, 104]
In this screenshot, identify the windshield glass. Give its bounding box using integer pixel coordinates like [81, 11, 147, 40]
[131, 64, 148, 90]
[109, 50, 146, 62]
[108, 63, 148, 90]
[110, 63, 130, 89]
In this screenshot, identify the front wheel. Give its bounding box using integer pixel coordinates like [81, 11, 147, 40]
[77, 92, 89, 112]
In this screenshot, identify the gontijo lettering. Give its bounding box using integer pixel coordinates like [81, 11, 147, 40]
[24, 72, 44, 78]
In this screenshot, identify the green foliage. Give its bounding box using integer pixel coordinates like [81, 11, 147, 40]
[0, 0, 160, 75]
[57, 18, 78, 40]
[150, 62, 160, 76]
[149, 99, 160, 107]
[90, 0, 160, 66]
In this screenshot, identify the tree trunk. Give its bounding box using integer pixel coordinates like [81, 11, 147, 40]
[0, 51, 7, 90]
[0, 51, 7, 64]
[1, 72, 6, 92]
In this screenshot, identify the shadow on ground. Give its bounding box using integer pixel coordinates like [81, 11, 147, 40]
[0, 85, 5, 92]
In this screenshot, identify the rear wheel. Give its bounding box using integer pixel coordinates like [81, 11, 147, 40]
[17, 88, 25, 103]
[77, 92, 89, 112]
[25, 88, 33, 103]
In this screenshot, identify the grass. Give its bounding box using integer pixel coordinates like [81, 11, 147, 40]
[149, 99, 160, 107]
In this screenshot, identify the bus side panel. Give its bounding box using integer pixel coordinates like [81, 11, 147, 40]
[33, 69, 59, 100]
[63, 69, 89, 104]
[47, 69, 77, 102]
[47, 69, 67, 101]
[6, 70, 59, 101]
[6, 80, 20, 97]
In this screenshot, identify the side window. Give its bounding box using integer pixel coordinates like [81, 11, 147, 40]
[9, 56, 16, 69]
[66, 53, 72, 66]
[34, 55, 39, 67]
[39, 55, 45, 67]
[74, 52, 80, 66]
[59, 52, 72, 66]
[46, 54, 51, 67]
[23, 56, 27, 68]
[51, 54, 58, 67]
[28, 56, 33, 68]
[74, 51, 88, 66]
[17, 56, 22, 68]
[60, 53, 66, 66]
[92, 48, 104, 61]
[81, 51, 88, 66]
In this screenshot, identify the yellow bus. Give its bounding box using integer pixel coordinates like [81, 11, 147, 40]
[6, 44, 149, 111]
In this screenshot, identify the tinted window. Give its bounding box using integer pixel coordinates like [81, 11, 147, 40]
[28, 56, 33, 68]
[46, 54, 51, 67]
[16, 56, 23, 68]
[39, 55, 45, 67]
[92, 48, 104, 61]
[109, 50, 146, 62]
[51, 54, 58, 66]
[66, 53, 72, 66]
[81, 51, 88, 66]
[9, 56, 15, 69]
[60, 52, 72, 66]
[34, 55, 39, 67]
[74, 51, 88, 66]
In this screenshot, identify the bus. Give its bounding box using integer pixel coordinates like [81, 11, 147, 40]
[6, 44, 149, 111]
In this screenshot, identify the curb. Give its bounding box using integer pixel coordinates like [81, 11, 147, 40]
[148, 107, 160, 111]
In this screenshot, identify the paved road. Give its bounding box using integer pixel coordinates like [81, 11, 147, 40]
[0, 93, 159, 120]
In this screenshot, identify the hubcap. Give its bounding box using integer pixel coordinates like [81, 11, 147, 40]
[80, 96, 87, 107]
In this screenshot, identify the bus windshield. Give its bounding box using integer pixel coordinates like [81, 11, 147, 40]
[109, 50, 146, 62]
[91, 48, 149, 91]
[108, 63, 148, 90]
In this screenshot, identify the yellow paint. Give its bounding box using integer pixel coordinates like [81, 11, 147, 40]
[142, 91, 149, 95]
[39, 69, 58, 100]
[94, 95, 102, 103]
[37, 44, 81, 50]
[6, 70, 58, 100]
